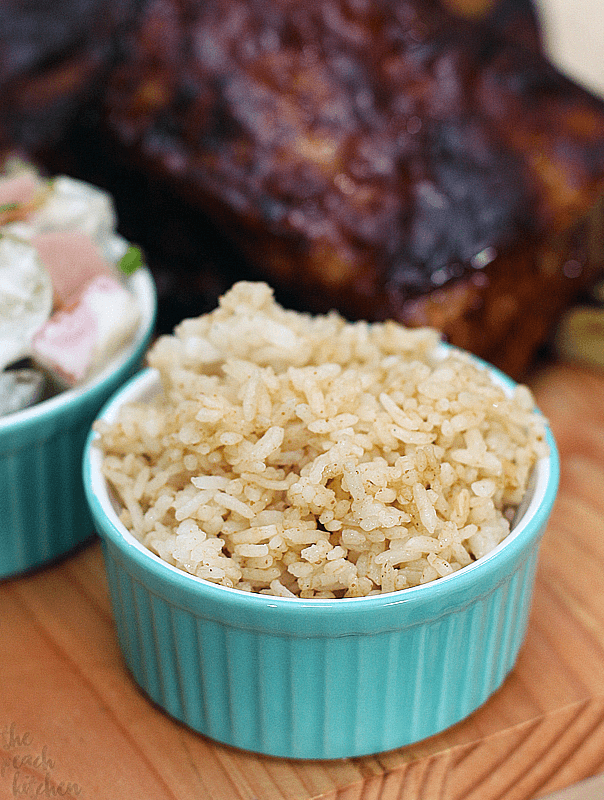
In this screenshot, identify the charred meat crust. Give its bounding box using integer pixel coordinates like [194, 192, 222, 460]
[97, 0, 604, 375]
[2, 0, 604, 378]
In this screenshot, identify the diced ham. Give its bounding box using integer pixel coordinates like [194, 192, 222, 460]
[31, 229, 114, 309]
[31, 274, 140, 385]
[0, 171, 40, 222]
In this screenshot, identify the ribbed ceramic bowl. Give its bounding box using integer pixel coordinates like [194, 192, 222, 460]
[0, 268, 156, 579]
[84, 361, 559, 760]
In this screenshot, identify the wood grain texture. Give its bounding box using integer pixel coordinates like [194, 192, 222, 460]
[1, 359, 604, 800]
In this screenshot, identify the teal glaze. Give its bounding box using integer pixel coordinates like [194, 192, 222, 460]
[0, 268, 156, 579]
[84, 363, 559, 759]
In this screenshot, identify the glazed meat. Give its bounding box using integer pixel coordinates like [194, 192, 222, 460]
[1, 0, 603, 377]
[0, 0, 136, 154]
[96, 0, 604, 376]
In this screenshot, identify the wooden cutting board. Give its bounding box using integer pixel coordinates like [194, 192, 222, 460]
[1, 358, 604, 800]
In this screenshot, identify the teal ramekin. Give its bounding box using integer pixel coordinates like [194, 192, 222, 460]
[0, 268, 156, 579]
[83, 362, 559, 760]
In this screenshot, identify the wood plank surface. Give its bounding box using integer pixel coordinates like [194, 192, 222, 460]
[1, 358, 604, 800]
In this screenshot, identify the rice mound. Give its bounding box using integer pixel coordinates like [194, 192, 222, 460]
[96, 281, 548, 598]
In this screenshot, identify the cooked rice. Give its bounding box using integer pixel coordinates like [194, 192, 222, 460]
[95, 281, 548, 598]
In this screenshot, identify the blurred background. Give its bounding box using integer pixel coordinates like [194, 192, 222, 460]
[1, 0, 603, 377]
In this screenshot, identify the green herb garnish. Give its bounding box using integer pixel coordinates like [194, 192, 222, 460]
[118, 244, 144, 275]
[0, 202, 19, 214]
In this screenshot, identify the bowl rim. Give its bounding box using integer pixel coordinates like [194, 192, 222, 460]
[0, 267, 156, 433]
[84, 352, 560, 625]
